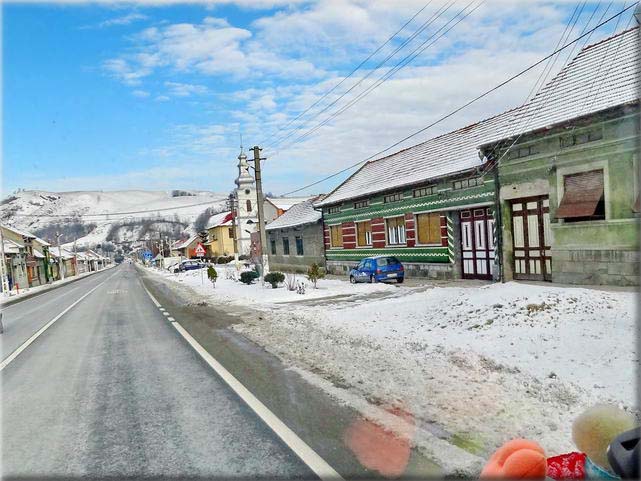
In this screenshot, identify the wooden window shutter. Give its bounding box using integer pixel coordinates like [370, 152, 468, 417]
[556, 170, 604, 219]
[417, 213, 440, 244]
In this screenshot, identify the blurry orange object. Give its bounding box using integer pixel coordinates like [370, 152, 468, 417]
[344, 406, 414, 478]
[480, 439, 548, 479]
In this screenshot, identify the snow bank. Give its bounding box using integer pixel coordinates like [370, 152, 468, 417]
[148, 265, 638, 474]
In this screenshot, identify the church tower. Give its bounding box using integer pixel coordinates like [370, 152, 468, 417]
[234, 148, 258, 255]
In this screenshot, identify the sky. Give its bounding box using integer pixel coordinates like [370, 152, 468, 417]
[1, 0, 634, 197]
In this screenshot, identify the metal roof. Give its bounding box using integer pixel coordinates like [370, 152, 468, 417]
[317, 27, 639, 207]
[265, 197, 323, 231]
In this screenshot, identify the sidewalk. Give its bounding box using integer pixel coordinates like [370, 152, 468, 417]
[1, 264, 116, 307]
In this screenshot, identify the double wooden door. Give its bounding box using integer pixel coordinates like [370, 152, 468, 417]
[460, 208, 495, 280]
[510, 196, 552, 281]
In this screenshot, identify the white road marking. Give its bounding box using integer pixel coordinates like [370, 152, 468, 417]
[167, 317, 175, 322]
[159, 308, 166, 312]
[162, 312, 170, 317]
[140, 284, 342, 480]
[172, 322, 342, 480]
[0, 272, 118, 371]
[141, 283, 162, 307]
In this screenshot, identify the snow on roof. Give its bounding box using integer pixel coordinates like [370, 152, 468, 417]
[266, 197, 323, 231]
[2, 239, 24, 254]
[266, 196, 315, 211]
[316, 110, 515, 206]
[0, 224, 51, 247]
[508, 27, 639, 138]
[317, 28, 638, 207]
[173, 234, 199, 250]
[206, 211, 233, 229]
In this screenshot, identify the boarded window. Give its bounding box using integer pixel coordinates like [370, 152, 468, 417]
[282, 238, 290, 255]
[330, 225, 343, 248]
[416, 213, 441, 244]
[556, 170, 605, 221]
[295, 236, 304, 255]
[386, 216, 406, 245]
[356, 221, 372, 246]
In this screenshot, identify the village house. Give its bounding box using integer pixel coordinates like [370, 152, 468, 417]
[314, 112, 514, 280]
[1, 224, 52, 288]
[480, 28, 639, 286]
[205, 211, 236, 258]
[264, 197, 315, 222]
[266, 196, 326, 273]
[169, 235, 201, 259]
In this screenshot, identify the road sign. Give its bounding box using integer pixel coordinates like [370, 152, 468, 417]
[143, 250, 153, 260]
[194, 243, 206, 258]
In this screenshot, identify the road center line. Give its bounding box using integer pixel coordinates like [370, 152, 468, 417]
[140, 282, 342, 480]
[0, 272, 118, 371]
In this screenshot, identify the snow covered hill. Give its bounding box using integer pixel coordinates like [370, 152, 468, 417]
[0, 190, 228, 248]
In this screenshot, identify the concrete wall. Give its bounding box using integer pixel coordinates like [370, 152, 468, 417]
[267, 222, 325, 273]
[326, 259, 454, 279]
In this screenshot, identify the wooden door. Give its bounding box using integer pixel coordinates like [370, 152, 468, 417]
[460, 208, 495, 280]
[510, 196, 552, 281]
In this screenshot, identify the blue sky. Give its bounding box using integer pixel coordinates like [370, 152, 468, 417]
[2, 1, 632, 196]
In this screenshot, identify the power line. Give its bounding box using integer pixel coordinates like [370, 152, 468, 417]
[273, 0, 484, 154]
[257, 0, 436, 146]
[280, 2, 637, 197]
[265, 0, 459, 151]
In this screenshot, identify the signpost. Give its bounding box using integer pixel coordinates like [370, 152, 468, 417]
[195, 242, 206, 285]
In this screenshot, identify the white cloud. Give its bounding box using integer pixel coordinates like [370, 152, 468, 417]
[164, 81, 209, 97]
[132, 89, 150, 97]
[99, 12, 148, 28]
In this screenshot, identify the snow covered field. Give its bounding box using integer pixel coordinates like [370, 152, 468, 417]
[149, 265, 638, 474]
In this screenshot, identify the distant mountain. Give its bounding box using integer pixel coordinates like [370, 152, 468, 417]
[0, 190, 228, 249]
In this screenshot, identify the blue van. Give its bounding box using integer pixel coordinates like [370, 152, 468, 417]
[349, 256, 405, 284]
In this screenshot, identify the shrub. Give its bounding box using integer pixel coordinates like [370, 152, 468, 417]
[240, 270, 259, 285]
[264, 271, 285, 289]
[306, 263, 326, 288]
[238, 254, 249, 260]
[217, 256, 233, 264]
[207, 266, 218, 287]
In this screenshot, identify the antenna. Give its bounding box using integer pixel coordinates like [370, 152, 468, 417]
[239, 132, 243, 153]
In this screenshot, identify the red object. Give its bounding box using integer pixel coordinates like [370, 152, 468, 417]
[546, 452, 586, 480]
[194, 243, 206, 257]
[481, 439, 548, 479]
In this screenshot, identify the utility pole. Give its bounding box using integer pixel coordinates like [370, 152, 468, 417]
[227, 193, 239, 265]
[0, 227, 9, 295]
[249, 146, 269, 281]
[56, 232, 65, 281]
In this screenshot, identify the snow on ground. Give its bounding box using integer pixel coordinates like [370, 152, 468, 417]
[147, 264, 638, 474]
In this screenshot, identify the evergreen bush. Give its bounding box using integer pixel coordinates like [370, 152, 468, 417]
[306, 263, 326, 288]
[264, 272, 285, 288]
[240, 271, 259, 285]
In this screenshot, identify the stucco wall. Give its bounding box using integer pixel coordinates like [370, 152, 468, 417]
[267, 222, 325, 273]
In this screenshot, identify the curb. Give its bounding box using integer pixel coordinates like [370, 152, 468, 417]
[0, 265, 116, 308]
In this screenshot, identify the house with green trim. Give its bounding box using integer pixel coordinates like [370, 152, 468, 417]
[479, 27, 639, 286]
[315, 112, 515, 280]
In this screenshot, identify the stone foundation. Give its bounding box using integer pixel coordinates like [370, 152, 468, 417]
[551, 248, 639, 286]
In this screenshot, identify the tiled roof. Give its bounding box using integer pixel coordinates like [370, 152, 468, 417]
[509, 27, 638, 137]
[316, 111, 514, 206]
[172, 235, 199, 250]
[317, 27, 638, 207]
[266, 197, 323, 230]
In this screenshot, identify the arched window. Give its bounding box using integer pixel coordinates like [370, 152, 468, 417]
[246, 199, 252, 212]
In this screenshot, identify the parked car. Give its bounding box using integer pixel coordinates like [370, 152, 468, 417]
[349, 256, 404, 284]
[173, 260, 206, 273]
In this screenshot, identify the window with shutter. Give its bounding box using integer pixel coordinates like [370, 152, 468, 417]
[356, 221, 372, 246]
[556, 170, 605, 221]
[416, 213, 441, 244]
[330, 225, 343, 247]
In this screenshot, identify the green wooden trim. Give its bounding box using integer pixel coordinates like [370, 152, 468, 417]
[326, 246, 450, 263]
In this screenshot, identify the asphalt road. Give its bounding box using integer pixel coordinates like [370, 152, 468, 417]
[1, 263, 316, 479]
